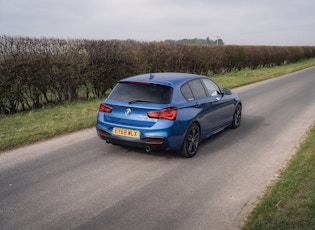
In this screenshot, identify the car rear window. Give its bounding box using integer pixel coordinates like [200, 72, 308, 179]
[108, 82, 173, 104]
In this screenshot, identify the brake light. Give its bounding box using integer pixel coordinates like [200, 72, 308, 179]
[131, 82, 150, 85]
[99, 103, 112, 113]
[147, 107, 178, 120]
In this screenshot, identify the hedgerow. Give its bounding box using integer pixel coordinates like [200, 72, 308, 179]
[1, 35, 314, 114]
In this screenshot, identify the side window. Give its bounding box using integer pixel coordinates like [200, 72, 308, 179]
[188, 79, 207, 100]
[181, 83, 194, 101]
[202, 79, 221, 96]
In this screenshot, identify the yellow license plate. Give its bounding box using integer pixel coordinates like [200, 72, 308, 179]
[113, 127, 140, 139]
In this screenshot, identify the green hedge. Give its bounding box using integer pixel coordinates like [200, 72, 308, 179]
[1, 35, 315, 114]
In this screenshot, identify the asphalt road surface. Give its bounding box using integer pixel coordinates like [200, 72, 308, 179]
[1, 67, 315, 230]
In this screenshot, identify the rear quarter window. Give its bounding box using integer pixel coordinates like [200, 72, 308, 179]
[109, 82, 173, 104]
[181, 83, 194, 101]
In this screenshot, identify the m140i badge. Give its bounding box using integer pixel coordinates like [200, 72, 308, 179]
[125, 108, 132, 116]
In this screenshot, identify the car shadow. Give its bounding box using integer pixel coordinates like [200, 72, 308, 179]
[101, 114, 265, 159]
[196, 114, 266, 157]
[113, 145, 179, 159]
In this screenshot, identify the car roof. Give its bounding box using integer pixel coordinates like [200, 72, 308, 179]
[119, 72, 206, 87]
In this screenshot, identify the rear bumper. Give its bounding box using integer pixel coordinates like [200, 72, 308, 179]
[96, 128, 169, 151]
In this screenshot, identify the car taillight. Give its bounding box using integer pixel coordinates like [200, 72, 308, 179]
[99, 103, 112, 113]
[147, 107, 178, 120]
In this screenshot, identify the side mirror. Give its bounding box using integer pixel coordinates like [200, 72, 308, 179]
[223, 88, 232, 95]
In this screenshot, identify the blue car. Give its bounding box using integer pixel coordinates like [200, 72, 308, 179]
[96, 73, 242, 157]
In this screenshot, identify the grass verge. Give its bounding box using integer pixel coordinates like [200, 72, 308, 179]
[1, 58, 315, 152]
[0, 100, 100, 151]
[242, 124, 315, 229]
[211, 59, 315, 89]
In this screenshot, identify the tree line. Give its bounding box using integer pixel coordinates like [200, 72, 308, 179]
[1, 35, 315, 114]
[165, 37, 224, 45]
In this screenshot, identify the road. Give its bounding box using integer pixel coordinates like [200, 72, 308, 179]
[1, 67, 315, 230]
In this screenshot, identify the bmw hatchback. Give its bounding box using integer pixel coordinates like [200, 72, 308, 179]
[96, 73, 242, 157]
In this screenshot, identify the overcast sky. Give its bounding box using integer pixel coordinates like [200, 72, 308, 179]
[1, 0, 315, 46]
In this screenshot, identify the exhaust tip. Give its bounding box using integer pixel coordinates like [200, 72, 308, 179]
[145, 146, 152, 153]
[105, 139, 111, 144]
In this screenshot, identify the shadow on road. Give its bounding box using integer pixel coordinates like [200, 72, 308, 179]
[100, 114, 265, 159]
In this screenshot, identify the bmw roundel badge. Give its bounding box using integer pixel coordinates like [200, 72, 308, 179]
[125, 108, 132, 116]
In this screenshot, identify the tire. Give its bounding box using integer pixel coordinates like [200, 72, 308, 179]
[180, 122, 200, 158]
[230, 103, 242, 129]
